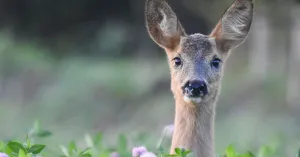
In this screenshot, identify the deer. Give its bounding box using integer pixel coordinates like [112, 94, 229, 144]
[144, 0, 254, 156]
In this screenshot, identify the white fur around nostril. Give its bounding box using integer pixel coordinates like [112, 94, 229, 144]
[184, 96, 202, 104]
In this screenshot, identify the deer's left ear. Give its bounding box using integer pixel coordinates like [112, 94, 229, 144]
[210, 0, 254, 52]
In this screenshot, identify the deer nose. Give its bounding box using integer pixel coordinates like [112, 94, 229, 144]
[183, 80, 208, 97]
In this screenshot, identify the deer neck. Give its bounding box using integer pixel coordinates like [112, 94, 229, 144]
[170, 97, 216, 157]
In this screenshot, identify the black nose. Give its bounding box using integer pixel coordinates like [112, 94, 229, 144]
[183, 80, 208, 97]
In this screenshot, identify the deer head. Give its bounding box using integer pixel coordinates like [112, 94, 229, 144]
[145, 0, 253, 105]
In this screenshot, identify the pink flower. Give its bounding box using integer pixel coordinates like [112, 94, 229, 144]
[140, 152, 157, 157]
[0, 153, 8, 157]
[132, 146, 148, 157]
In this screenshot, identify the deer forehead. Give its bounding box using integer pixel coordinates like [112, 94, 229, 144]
[175, 34, 217, 59]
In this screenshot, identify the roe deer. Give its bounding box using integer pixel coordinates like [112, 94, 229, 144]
[145, 0, 254, 156]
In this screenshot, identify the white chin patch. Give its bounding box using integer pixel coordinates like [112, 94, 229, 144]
[184, 96, 202, 104]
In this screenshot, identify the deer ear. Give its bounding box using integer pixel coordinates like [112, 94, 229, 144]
[145, 0, 186, 51]
[210, 0, 254, 52]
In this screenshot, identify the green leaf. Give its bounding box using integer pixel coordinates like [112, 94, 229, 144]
[84, 134, 94, 148]
[79, 148, 91, 155]
[157, 146, 165, 154]
[225, 145, 236, 157]
[18, 149, 26, 157]
[36, 130, 52, 138]
[28, 144, 46, 154]
[240, 151, 255, 157]
[174, 148, 182, 155]
[31, 120, 52, 138]
[68, 141, 77, 155]
[25, 135, 31, 149]
[4, 146, 13, 157]
[60, 145, 69, 157]
[258, 145, 273, 157]
[117, 134, 127, 153]
[0, 141, 6, 151]
[182, 150, 192, 157]
[7, 142, 26, 154]
[93, 132, 103, 146]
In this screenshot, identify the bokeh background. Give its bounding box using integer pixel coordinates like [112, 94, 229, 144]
[0, 0, 299, 156]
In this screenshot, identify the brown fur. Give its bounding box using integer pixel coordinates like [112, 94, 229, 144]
[145, 0, 254, 156]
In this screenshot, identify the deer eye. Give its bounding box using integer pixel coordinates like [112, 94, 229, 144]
[173, 57, 182, 67]
[211, 58, 222, 69]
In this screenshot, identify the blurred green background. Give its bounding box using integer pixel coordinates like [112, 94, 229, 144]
[0, 0, 299, 156]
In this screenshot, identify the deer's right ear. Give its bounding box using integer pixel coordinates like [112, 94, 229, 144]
[145, 0, 186, 51]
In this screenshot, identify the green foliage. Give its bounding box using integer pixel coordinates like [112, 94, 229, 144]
[223, 145, 254, 157]
[4, 141, 46, 157]
[28, 120, 53, 139]
[163, 148, 192, 157]
[0, 121, 299, 157]
[59, 141, 91, 157]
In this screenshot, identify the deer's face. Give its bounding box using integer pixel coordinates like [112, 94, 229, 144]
[167, 34, 225, 104]
[145, 0, 253, 104]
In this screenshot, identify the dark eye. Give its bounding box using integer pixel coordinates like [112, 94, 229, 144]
[211, 58, 222, 69]
[173, 57, 182, 67]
